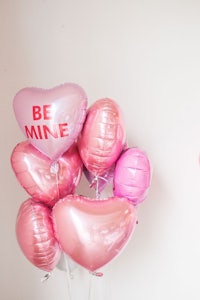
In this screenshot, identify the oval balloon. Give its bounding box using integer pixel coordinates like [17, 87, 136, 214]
[52, 195, 137, 272]
[11, 141, 83, 207]
[113, 148, 151, 205]
[77, 98, 126, 176]
[13, 83, 88, 161]
[16, 199, 61, 272]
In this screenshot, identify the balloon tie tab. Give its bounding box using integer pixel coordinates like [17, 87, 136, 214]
[50, 162, 59, 174]
[89, 179, 96, 189]
[41, 272, 51, 283]
[90, 271, 103, 277]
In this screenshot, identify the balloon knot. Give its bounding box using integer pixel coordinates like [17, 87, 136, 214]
[90, 271, 103, 277]
[50, 162, 59, 174]
[41, 272, 51, 283]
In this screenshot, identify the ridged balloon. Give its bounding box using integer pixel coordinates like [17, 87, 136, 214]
[16, 199, 61, 272]
[78, 98, 126, 176]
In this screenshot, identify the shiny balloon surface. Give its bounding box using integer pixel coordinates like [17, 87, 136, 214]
[11, 141, 83, 207]
[53, 195, 137, 271]
[78, 98, 126, 176]
[16, 199, 61, 272]
[114, 147, 151, 205]
[13, 83, 87, 161]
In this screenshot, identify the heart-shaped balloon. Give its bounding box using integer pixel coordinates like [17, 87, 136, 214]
[11, 141, 83, 207]
[16, 199, 61, 272]
[52, 195, 137, 272]
[13, 83, 87, 161]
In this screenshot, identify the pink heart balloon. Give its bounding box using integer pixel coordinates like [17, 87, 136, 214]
[114, 148, 151, 205]
[16, 199, 61, 272]
[52, 195, 137, 272]
[13, 83, 87, 161]
[11, 141, 83, 207]
[77, 98, 126, 176]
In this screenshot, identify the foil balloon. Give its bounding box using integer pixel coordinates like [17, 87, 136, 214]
[11, 141, 83, 207]
[52, 195, 137, 272]
[114, 148, 151, 205]
[13, 83, 87, 161]
[16, 199, 61, 272]
[77, 98, 126, 176]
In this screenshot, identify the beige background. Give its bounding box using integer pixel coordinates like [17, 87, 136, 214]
[1, 0, 200, 299]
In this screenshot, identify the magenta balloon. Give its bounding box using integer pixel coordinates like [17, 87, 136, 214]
[52, 195, 137, 272]
[16, 199, 61, 272]
[11, 141, 83, 207]
[13, 83, 87, 161]
[77, 98, 126, 176]
[114, 148, 151, 205]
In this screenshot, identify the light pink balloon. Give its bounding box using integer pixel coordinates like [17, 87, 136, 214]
[77, 98, 126, 176]
[13, 83, 87, 161]
[11, 141, 83, 207]
[114, 148, 151, 205]
[16, 199, 61, 272]
[52, 195, 137, 272]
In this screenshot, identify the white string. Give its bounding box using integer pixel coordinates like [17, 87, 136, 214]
[50, 161, 60, 201]
[88, 273, 94, 300]
[95, 176, 100, 199]
[88, 271, 104, 300]
[91, 176, 108, 200]
[40, 164, 59, 284]
[64, 255, 73, 300]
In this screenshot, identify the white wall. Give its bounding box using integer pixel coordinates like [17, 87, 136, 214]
[1, 0, 200, 299]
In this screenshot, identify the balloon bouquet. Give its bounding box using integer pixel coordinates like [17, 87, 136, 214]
[11, 83, 151, 282]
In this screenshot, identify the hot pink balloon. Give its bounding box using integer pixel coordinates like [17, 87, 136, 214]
[114, 148, 151, 205]
[52, 195, 137, 272]
[11, 141, 83, 207]
[16, 199, 61, 272]
[77, 98, 126, 176]
[13, 83, 87, 161]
